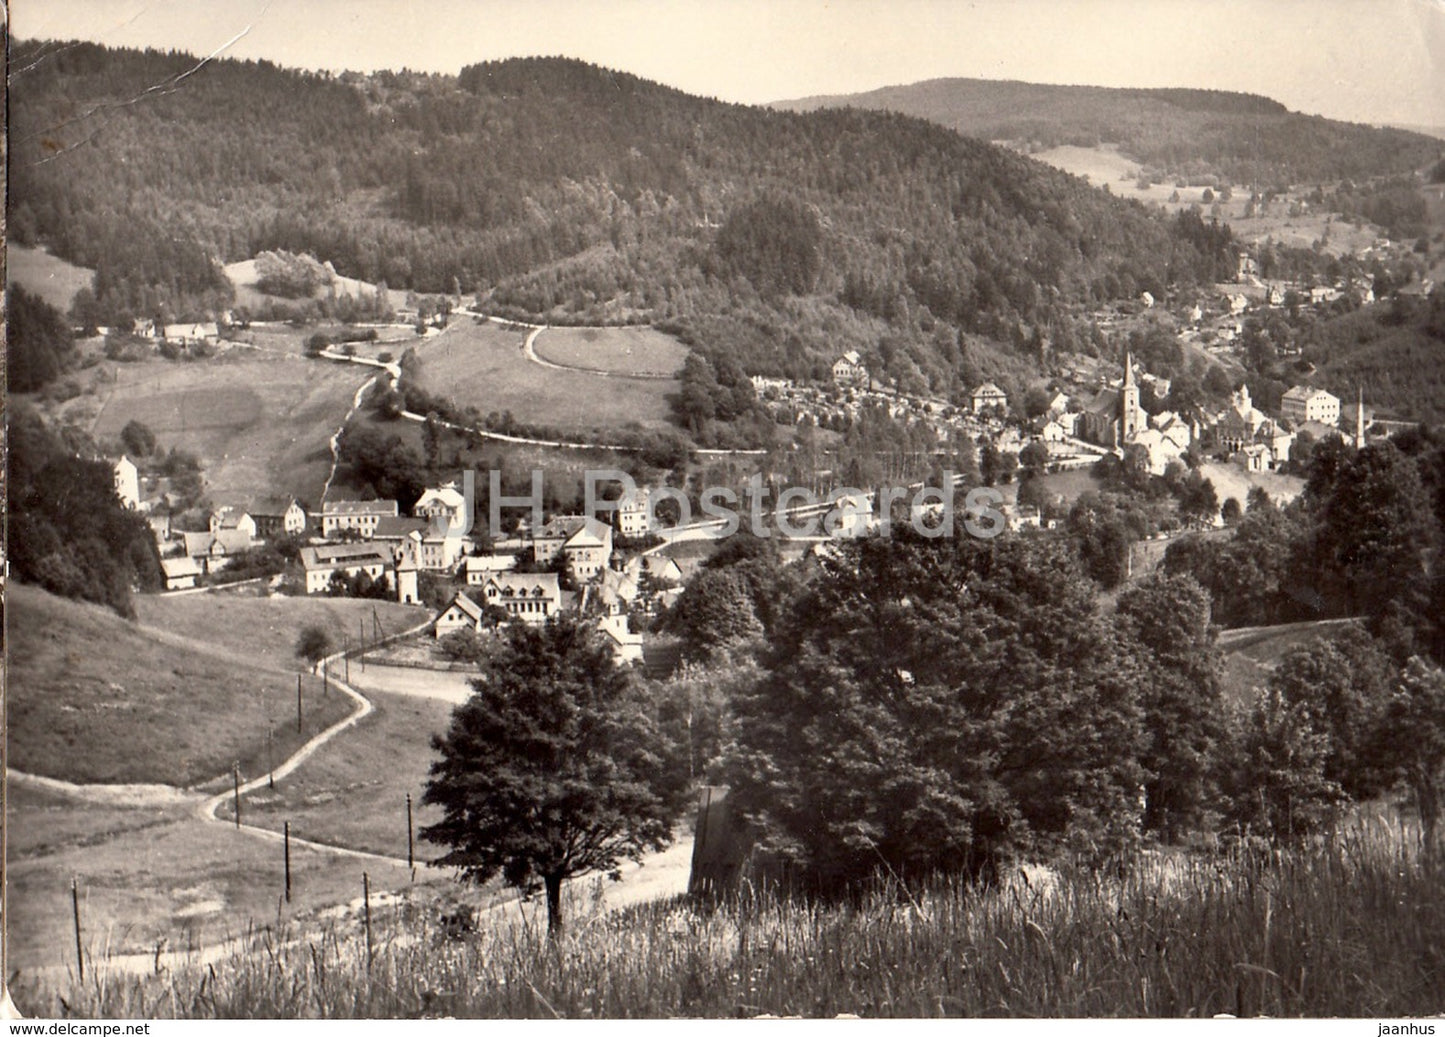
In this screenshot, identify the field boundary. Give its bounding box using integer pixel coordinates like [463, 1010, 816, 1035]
[526, 327, 678, 381]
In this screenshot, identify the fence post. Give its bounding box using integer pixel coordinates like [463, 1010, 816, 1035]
[406, 793, 415, 871]
[233, 764, 242, 829]
[284, 821, 292, 903]
[71, 878, 85, 983]
[363, 872, 374, 974]
[296, 674, 303, 734]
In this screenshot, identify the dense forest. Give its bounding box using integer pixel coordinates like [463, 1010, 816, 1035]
[11, 42, 1238, 393]
[776, 78, 1443, 189]
[7, 403, 163, 617]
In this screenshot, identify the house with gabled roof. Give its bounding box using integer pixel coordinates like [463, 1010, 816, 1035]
[598, 613, 644, 665]
[414, 481, 468, 534]
[434, 591, 487, 638]
[532, 516, 613, 581]
[832, 350, 868, 387]
[161, 555, 203, 591]
[480, 573, 562, 624]
[209, 506, 258, 539]
[250, 496, 307, 537]
[970, 383, 1009, 415]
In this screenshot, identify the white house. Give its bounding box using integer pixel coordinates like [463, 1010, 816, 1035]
[832, 351, 868, 387]
[160, 555, 203, 591]
[1040, 419, 1069, 444]
[113, 456, 140, 510]
[970, 382, 1009, 415]
[598, 613, 644, 665]
[615, 487, 652, 538]
[1280, 386, 1340, 428]
[299, 542, 392, 594]
[414, 481, 468, 534]
[209, 506, 258, 539]
[434, 591, 486, 638]
[465, 553, 519, 584]
[532, 516, 613, 581]
[479, 573, 562, 624]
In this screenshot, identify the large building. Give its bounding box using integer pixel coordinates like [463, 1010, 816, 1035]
[299, 542, 392, 594]
[1280, 386, 1340, 428]
[250, 496, 308, 538]
[414, 481, 468, 534]
[321, 499, 399, 538]
[1080, 353, 1147, 448]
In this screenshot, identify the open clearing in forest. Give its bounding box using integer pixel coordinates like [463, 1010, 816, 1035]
[6, 244, 95, 312]
[531, 325, 687, 377]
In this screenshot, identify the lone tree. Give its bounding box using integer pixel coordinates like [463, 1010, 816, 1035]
[423, 619, 686, 935]
[295, 624, 334, 666]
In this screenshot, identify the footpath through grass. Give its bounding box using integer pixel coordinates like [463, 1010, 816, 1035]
[17, 813, 1443, 1018]
[6, 585, 354, 786]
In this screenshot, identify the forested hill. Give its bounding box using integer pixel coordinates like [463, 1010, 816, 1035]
[11, 42, 1234, 390]
[773, 78, 1442, 187]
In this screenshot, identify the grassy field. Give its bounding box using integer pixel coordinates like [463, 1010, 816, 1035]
[1030, 145, 1384, 256]
[218, 686, 455, 859]
[17, 811, 1440, 1018]
[1199, 462, 1304, 512]
[134, 591, 429, 674]
[6, 244, 95, 312]
[223, 259, 412, 314]
[409, 319, 679, 435]
[85, 351, 376, 505]
[531, 325, 687, 377]
[6, 584, 354, 786]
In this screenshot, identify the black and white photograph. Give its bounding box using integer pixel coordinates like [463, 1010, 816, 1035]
[3, 0, 1444, 1023]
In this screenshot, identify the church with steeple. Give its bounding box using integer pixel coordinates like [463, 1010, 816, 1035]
[1081, 351, 1150, 448]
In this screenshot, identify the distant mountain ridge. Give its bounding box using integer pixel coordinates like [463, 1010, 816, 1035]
[773, 77, 1441, 187]
[11, 43, 1238, 398]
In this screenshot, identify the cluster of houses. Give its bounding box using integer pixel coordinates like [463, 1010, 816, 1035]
[1053, 353, 1369, 475]
[122, 467, 686, 663]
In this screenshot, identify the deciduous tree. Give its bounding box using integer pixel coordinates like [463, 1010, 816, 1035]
[423, 619, 686, 934]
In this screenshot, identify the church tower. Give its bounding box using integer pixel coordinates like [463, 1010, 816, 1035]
[1354, 387, 1367, 450]
[394, 532, 421, 606]
[1120, 351, 1141, 441]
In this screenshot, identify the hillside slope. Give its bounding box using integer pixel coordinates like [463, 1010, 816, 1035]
[774, 78, 1441, 187]
[5, 583, 352, 786]
[10, 43, 1236, 394]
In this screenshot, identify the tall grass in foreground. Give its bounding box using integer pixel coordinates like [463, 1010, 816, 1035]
[16, 817, 1443, 1018]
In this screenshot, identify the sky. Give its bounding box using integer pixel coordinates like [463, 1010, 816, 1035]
[12, 0, 1445, 128]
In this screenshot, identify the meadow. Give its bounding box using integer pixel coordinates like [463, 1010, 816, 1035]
[408, 319, 680, 435]
[531, 325, 687, 377]
[86, 350, 376, 504]
[6, 585, 354, 786]
[7, 244, 95, 312]
[15, 811, 1440, 1019]
[220, 686, 455, 859]
[5, 781, 441, 975]
[133, 591, 428, 674]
